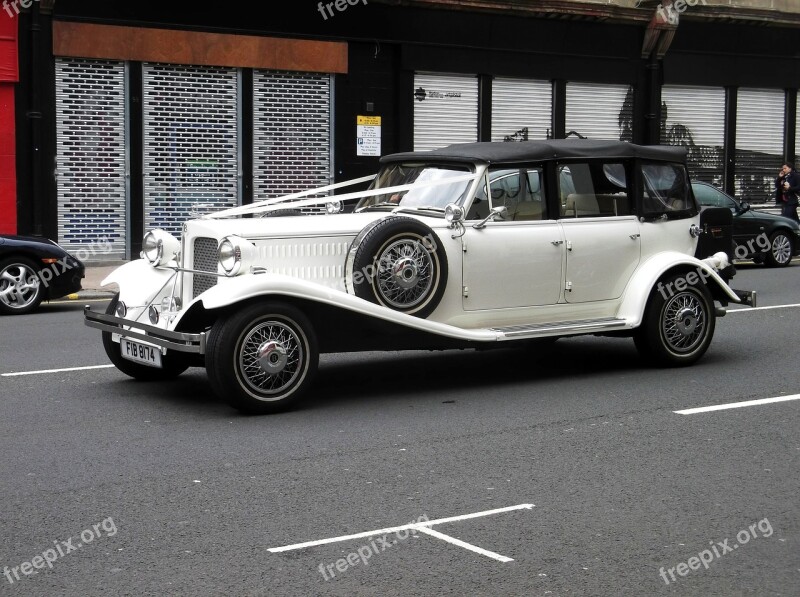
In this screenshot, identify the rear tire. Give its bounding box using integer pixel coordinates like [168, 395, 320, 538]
[102, 294, 189, 380]
[634, 273, 716, 366]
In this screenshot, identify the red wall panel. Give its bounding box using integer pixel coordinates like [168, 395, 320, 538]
[0, 84, 16, 234]
[0, 8, 18, 82]
[0, 11, 16, 234]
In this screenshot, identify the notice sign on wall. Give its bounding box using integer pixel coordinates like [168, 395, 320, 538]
[356, 115, 381, 157]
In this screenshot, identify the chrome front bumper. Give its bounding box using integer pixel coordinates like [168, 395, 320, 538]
[84, 306, 206, 354]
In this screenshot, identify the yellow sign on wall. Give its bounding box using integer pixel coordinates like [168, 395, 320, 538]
[357, 115, 382, 126]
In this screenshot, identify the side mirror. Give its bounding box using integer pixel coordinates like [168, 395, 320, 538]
[473, 206, 508, 229]
[739, 202, 751, 214]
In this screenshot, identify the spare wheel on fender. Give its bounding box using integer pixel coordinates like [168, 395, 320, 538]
[346, 216, 448, 318]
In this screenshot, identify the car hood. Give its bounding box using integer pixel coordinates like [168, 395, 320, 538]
[746, 208, 800, 229]
[0, 234, 60, 248]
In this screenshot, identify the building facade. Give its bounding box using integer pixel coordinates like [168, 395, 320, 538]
[4, 0, 800, 259]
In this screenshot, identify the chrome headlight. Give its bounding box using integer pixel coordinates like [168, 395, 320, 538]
[218, 235, 256, 276]
[142, 229, 180, 267]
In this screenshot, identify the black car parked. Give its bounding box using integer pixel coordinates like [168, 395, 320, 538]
[691, 182, 800, 267]
[0, 235, 85, 314]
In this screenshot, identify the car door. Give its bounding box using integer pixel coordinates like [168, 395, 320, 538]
[557, 162, 641, 304]
[461, 167, 564, 310]
[692, 182, 761, 248]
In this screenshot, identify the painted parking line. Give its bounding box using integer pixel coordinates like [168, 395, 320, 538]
[268, 503, 534, 562]
[1, 364, 115, 377]
[675, 394, 800, 415]
[415, 526, 513, 563]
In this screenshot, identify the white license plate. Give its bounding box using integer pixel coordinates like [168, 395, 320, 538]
[120, 339, 163, 368]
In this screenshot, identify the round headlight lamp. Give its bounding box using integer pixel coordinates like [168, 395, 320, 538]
[142, 229, 180, 267]
[217, 235, 256, 276]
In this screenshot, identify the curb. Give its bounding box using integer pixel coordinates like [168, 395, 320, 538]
[66, 291, 116, 301]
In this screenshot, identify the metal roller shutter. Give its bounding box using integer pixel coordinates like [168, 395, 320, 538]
[143, 64, 240, 238]
[413, 73, 478, 151]
[492, 78, 552, 142]
[565, 82, 633, 142]
[735, 88, 784, 203]
[661, 86, 725, 185]
[796, 103, 800, 168]
[253, 71, 332, 211]
[55, 58, 127, 260]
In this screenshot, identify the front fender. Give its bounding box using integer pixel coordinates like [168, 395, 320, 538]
[101, 259, 179, 306]
[617, 252, 740, 326]
[194, 272, 497, 342]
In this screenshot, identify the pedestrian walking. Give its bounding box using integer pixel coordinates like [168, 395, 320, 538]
[775, 162, 800, 222]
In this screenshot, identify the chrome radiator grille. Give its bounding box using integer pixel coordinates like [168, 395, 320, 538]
[192, 237, 219, 299]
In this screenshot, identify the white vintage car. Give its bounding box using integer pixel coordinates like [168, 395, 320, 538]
[85, 140, 756, 414]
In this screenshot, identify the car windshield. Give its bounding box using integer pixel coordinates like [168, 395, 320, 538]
[357, 163, 473, 211]
[692, 182, 738, 211]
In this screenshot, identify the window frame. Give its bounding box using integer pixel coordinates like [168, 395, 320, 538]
[637, 160, 700, 221]
[554, 159, 633, 219]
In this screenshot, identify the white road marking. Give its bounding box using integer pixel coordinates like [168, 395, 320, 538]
[675, 394, 800, 415]
[415, 526, 513, 562]
[268, 503, 533, 557]
[1, 364, 115, 377]
[728, 303, 800, 313]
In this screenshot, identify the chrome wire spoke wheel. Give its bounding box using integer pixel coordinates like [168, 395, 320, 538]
[206, 303, 318, 414]
[771, 234, 791, 265]
[349, 216, 448, 318]
[661, 292, 706, 354]
[375, 237, 434, 309]
[238, 320, 304, 398]
[0, 262, 40, 309]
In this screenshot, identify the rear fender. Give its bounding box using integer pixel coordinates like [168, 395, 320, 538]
[618, 252, 740, 327]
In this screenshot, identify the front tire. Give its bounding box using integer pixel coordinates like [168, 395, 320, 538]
[764, 230, 793, 267]
[0, 257, 44, 315]
[634, 273, 716, 366]
[102, 294, 189, 380]
[205, 302, 318, 414]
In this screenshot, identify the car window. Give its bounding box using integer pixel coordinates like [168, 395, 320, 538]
[641, 163, 693, 216]
[692, 183, 738, 211]
[470, 167, 547, 221]
[558, 162, 631, 218]
[518, 168, 546, 220]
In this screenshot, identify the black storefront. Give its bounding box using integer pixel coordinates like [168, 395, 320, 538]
[13, 0, 800, 259]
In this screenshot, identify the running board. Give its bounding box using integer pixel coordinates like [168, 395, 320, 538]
[491, 317, 629, 340]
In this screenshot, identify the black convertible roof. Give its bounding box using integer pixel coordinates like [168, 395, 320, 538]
[380, 139, 687, 165]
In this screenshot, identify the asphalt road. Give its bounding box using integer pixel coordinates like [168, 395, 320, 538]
[0, 262, 798, 596]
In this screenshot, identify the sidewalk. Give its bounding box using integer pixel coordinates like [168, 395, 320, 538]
[71, 261, 126, 301]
